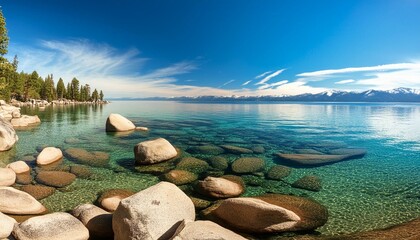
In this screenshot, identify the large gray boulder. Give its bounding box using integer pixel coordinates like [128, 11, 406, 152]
[0, 187, 47, 214]
[171, 220, 247, 240]
[202, 194, 328, 233]
[36, 147, 63, 165]
[72, 204, 113, 239]
[134, 138, 178, 165]
[0, 212, 17, 239]
[0, 168, 16, 186]
[13, 212, 89, 240]
[113, 182, 195, 240]
[105, 113, 136, 132]
[0, 117, 18, 151]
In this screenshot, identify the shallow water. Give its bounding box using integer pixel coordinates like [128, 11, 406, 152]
[2, 101, 420, 236]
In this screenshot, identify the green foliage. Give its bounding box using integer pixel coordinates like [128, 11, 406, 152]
[0, 9, 9, 56]
[0, 8, 104, 102]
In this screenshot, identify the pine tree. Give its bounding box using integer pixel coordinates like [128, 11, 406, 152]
[56, 78, 65, 99]
[99, 90, 104, 101]
[70, 77, 80, 100]
[92, 89, 99, 102]
[0, 9, 9, 56]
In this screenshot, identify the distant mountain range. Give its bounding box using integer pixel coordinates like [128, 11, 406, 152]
[111, 88, 420, 102]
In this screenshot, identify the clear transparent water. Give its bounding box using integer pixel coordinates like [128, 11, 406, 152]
[2, 101, 420, 236]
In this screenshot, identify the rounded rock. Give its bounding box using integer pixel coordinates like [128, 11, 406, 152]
[7, 160, 30, 174]
[163, 169, 198, 185]
[266, 165, 292, 180]
[0, 187, 47, 214]
[105, 113, 136, 132]
[134, 138, 178, 165]
[0, 167, 16, 186]
[35, 171, 76, 188]
[0, 212, 17, 239]
[72, 203, 113, 239]
[291, 175, 322, 192]
[197, 176, 244, 198]
[98, 189, 134, 212]
[231, 157, 265, 174]
[36, 147, 63, 166]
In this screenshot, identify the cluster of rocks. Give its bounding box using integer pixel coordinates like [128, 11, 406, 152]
[0, 181, 329, 240]
[8, 98, 109, 107]
[0, 100, 41, 130]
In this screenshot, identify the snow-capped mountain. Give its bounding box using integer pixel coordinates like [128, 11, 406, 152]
[174, 88, 420, 102]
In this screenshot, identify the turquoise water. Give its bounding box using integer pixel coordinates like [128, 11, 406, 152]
[2, 101, 420, 236]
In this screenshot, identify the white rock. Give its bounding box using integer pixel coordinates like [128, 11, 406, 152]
[0, 118, 18, 151]
[171, 220, 247, 240]
[113, 182, 195, 240]
[72, 204, 113, 239]
[7, 161, 30, 174]
[0, 187, 47, 214]
[12, 111, 21, 118]
[135, 126, 149, 131]
[197, 177, 244, 198]
[134, 138, 177, 164]
[36, 147, 63, 165]
[0, 168, 16, 186]
[105, 113, 136, 132]
[13, 212, 89, 240]
[0, 212, 17, 239]
[10, 115, 41, 128]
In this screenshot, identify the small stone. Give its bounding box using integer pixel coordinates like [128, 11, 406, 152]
[20, 185, 56, 200]
[251, 145, 265, 154]
[190, 197, 212, 209]
[291, 175, 322, 192]
[209, 156, 229, 171]
[220, 145, 253, 154]
[172, 220, 247, 240]
[266, 165, 292, 180]
[187, 145, 225, 155]
[7, 160, 30, 174]
[134, 138, 178, 165]
[162, 169, 198, 185]
[98, 189, 135, 212]
[0, 168, 16, 186]
[135, 126, 148, 131]
[36, 147, 63, 165]
[231, 157, 265, 174]
[35, 171, 76, 188]
[176, 157, 209, 174]
[197, 176, 244, 198]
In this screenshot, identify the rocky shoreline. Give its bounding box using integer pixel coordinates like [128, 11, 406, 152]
[0, 112, 419, 239]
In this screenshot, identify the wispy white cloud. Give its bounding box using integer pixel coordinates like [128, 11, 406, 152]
[297, 63, 420, 77]
[242, 80, 252, 86]
[335, 79, 355, 84]
[218, 79, 235, 88]
[255, 71, 273, 79]
[255, 69, 285, 85]
[257, 80, 289, 90]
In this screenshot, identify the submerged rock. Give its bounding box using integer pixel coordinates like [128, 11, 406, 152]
[112, 182, 195, 240]
[36, 147, 63, 166]
[220, 145, 253, 154]
[72, 203, 113, 239]
[16, 172, 32, 185]
[65, 148, 110, 167]
[277, 153, 348, 166]
[292, 175, 322, 192]
[35, 171, 76, 188]
[209, 156, 229, 171]
[172, 220, 247, 240]
[202, 194, 328, 234]
[266, 165, 292, 180]
[134, 138, 178, 165]
[197, 176, 244, 198]
[231, 157, 265, 174]
[105, 113, 136, 132]
[176, 157, 209, 173]
[20, 185, 56, 200]
[251, 145, 265, 154]
[0, 167, 16, 186]
[0, 117, 18, 151]
[163, 169, 198, 185]
[190, 197, 212, 210]
[98, 189, 135, 212]
[278, 149, 366, 166]
[187, 145, 225, 155]
[69, 165, 93, 179]
[0, 187, 47, 214]
[13, 212, 89, 240]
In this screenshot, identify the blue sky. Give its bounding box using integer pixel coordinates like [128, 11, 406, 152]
[2, 0, 420, 97]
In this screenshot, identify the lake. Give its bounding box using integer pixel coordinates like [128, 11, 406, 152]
[5, 101, 420, 237]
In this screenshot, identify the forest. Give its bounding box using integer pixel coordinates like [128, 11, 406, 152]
[0, 9, 104, 102]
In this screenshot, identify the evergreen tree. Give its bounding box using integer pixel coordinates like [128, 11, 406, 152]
[70, 77, 80, 100]
[0, 9, 8, 56]
[92, 88, 99, 102]
[99, 90, 104, 101]
[56, 78, 65, 99]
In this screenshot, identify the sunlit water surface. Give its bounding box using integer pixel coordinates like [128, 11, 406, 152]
[2, 101, 420, 236]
